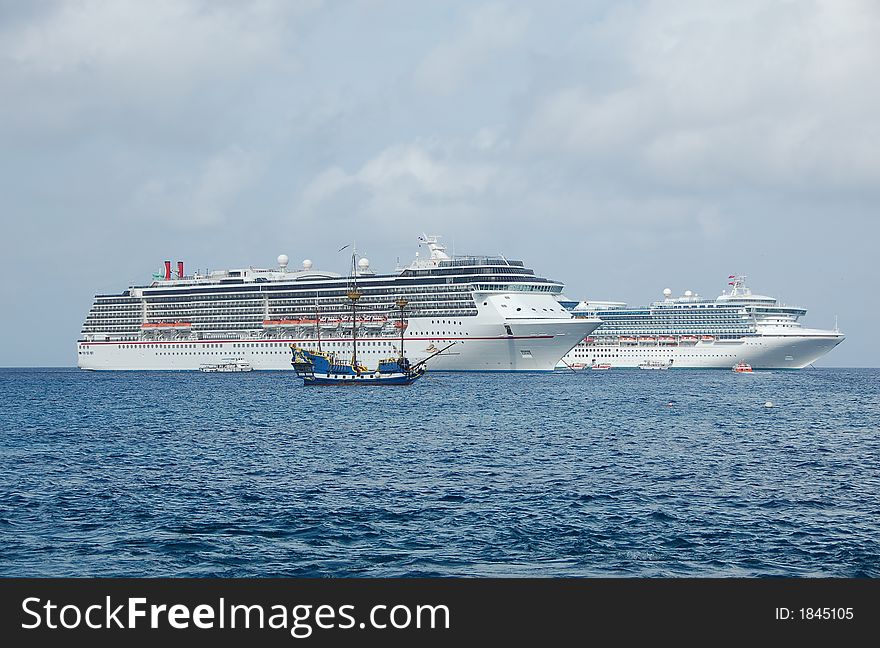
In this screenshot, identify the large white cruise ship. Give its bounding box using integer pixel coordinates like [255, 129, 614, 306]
[77, 236, 600, 371]
[559, 276, 844, 369]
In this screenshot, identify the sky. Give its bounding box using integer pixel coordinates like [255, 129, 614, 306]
[1, 0, 877, 367]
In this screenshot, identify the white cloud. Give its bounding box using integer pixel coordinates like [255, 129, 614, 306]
[414, 2, 529, 96]
[522, 87, 649, 157]
[301, 139, 498, 216]
[0, 0, 319, 136]
[520, 0, 880, 193]
[131, 146, 262, 227]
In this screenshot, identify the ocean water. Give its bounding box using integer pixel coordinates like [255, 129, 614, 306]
[0, 367, 878, 577]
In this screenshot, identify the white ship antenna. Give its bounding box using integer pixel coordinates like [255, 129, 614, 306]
[419, 234, 450, 261]
[727, 274, 749, 296]
[834, 315, 839, 333]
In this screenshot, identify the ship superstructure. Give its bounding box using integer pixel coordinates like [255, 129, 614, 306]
[77, 236, 600, 371]
[560, 276, 843, 369]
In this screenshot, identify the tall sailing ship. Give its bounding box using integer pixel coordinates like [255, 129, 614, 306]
[77, 235, 600, 371]
[559, 276, 844, 369]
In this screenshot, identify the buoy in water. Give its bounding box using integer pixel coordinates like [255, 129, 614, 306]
[764, 401, 774, 408]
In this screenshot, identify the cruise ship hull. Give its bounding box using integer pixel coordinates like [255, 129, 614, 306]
[561, 330, 844, 370]
[78, 318, 600, 372]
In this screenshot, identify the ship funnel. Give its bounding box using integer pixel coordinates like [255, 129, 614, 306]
[164, 260, 171, 281]
[177, 261, 184, 280]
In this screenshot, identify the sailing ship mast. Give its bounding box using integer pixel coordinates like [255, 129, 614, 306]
[347, 251, 361, 369]
[395, 297, 408, 361]
[314, 294, 322, 353]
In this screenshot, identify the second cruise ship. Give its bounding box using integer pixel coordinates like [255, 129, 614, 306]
[560, 276, 844, 369]
[77, 235, 600, 371]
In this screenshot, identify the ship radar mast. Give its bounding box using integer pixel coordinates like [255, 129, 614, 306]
[418, 234, 450, 261]
[726, 274, 750, 297]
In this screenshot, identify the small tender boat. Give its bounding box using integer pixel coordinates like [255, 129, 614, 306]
[638, 360, 671, 370]
[732, 360, 753, 373]
[199, 361, 252, 373]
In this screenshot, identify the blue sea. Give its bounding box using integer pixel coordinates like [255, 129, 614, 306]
[1, 367, 878, 577]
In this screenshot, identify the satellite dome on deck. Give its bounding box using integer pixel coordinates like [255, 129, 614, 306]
[359, 258, 370, 270]
[302, 259, 313, 270]
[277, 254, 289, 269]
[663, 288, 672, 297]
[684, 290, 693, 297]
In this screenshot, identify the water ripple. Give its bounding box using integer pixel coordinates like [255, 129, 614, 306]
[0, 367, 878, 577]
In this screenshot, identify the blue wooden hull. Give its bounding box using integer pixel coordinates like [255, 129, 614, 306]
[303, 372, 422, 386]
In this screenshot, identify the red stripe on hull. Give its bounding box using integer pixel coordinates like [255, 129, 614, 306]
[78, 335, 554, 346]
